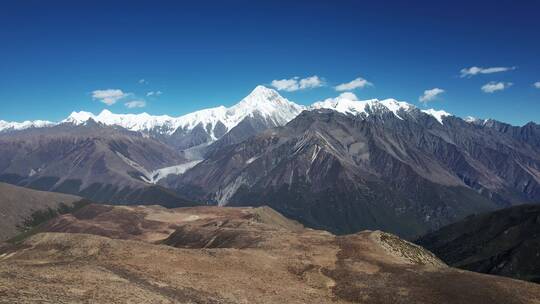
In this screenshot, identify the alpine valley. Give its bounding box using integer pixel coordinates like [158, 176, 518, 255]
[1, 86, 539, 238]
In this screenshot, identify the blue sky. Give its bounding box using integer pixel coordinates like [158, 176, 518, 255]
[1, 0, 539, 125]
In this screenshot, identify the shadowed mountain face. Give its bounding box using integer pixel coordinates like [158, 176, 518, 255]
[416, 204, 540, 283]
[1, 204, 540, 303]
[165, 109, 540, 238]
[0, 122, 193, 206]
[0, 182, 82, 241]
[203, 112, 285, 157]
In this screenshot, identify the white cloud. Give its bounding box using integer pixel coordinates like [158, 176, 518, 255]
[299, 76, 324, 89]
[335, 77, 373, 91]
[271, 75, 324, 92]
[337, 92, 358, 100]
[92, 89, 129, 106]
[534, 82, 540, 89]
[460, 66, 516, 78]
[146, 91, 163, 97]
[481, 82, 513, 93]
[138, 79, 147, 84]
[419, 88, 445, 104]
[124, 100, 146, 108]
[311, 92, 359, 109]
[271, 78, 298, 91]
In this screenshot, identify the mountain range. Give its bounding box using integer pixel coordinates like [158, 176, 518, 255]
[3, 86, 304, 150]
[1, 86, 539, 238]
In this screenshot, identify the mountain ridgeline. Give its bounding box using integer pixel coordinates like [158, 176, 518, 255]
[1, 86, 539, 238]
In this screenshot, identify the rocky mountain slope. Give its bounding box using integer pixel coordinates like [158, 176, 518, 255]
[1, 204, 539, 303]
[165, 93, 540, 238]
[0, 182, 82, 241]
[0, 121, 193, 205]
[416, 204, 540, 283]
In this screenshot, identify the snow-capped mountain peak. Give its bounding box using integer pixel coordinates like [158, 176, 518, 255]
[311, 92, 451, 124]
[311, 92, 412, 118]
[63, 111, 96, 125]
[172, 85, 304, 137]
[228, 85, 306, 126]
[0, 119, 55, 132]
[60, 86, 304, 140]
[378, 98, 413, 116]
[1, 86, 458, 135]
[243, 85, 281, 103]
[421, 109, 452, 124]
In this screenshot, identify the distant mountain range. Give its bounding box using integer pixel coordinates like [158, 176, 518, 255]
[2, 86, 305, 151]
[1, 86, 539, 237]
[0, 119, 55, 132]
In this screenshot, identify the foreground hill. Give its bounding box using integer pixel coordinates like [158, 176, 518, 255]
[1, 204, 539, 303]
[417, 204, 540, 283]
[0, 182, 82, 241]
